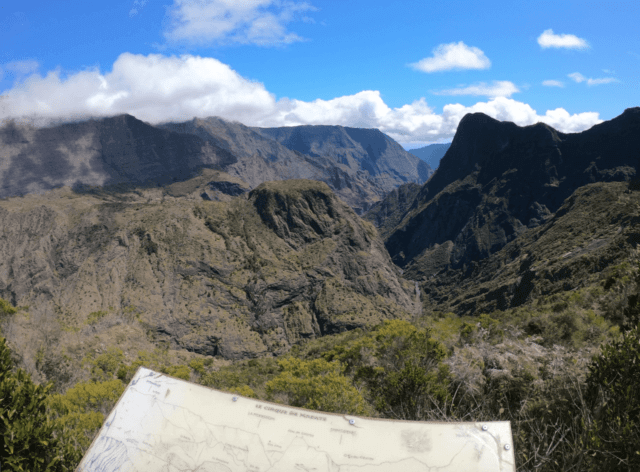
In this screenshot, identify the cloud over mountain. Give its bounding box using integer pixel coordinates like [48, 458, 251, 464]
[0, 53, 603, 147]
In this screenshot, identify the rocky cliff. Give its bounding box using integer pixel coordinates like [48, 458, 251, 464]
[0, 114, 235, 198]
[159, 117, 391, 213]
[379, 108, 640, 277]
[416, 180, 640, 315]
[0, 178, 418, 382]
[253, 124, 433, 193]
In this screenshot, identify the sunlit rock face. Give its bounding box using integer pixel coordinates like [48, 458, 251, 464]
[0, 178, 418, 367]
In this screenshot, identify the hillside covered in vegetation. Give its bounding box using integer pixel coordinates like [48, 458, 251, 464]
[0, 109, 639, 471]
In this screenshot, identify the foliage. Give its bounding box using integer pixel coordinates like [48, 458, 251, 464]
[48, 380, 124, 460]
[0, 337, 71, 471]
[585, 325, 640, 470]
[86, 311, 108, 325]
[200, 358, 280, 398]
[0, 298, 17, 316]
[324, 319, 451, 420]
[266, 357, 370, 415]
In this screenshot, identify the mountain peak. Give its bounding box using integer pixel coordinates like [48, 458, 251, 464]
[383, 107, 640, 274]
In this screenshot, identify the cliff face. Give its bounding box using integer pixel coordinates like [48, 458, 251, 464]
[0, 178, 418, 377]
[159, 117, 390, 213]
[0, 114, 431, 215]
[253, 124, 433, 192]
[379, 108, 640, 277]
[416, 180, 640, 315]
[0, 114, 235, 198]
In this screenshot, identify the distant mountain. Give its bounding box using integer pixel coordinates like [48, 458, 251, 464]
[252, 124, 433, 194]
[0, 114, 431, 214]
[0, 114, 235, 198]
[369, 107, 640, 277]
[159, 117, 402, 213]
[407, 143, 451, 170]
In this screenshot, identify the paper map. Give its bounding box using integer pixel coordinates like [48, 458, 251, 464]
[77, 367, 516, 471]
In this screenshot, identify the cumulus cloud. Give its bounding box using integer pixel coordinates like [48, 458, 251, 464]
[568, 72, 619, 86]
[432, 81, 519, 98]
[0, 53, 277, 126]
[542, 80, 564, 87]
[0, 53, 603, 147]
[409, 42, 491, 72]
[537, 29, 589, 49]
[164, 0, 317, 46]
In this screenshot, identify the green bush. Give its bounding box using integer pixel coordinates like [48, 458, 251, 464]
[0, 337, 70, 471]
[325, 320, 451, 420]
[585, 325, 640, 470]
[48, 379, 124, 458]
[266, 357, 370, 415]
[0, 298, 17, 316]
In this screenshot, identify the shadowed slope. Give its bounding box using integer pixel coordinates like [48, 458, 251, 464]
[382, 108, 640, 276]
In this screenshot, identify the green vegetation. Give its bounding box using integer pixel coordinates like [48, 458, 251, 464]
[0, 336, 76, 471]
[0, 179, 639, 470]
[585, 325, 640, 469]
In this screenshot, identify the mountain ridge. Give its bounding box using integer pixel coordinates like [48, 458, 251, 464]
[377, 108, 640, 276]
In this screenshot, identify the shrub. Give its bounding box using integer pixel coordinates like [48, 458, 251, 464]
[265, 357, 370, 415]
[0, 337, 70, 471]
[585, 325, 640, 470]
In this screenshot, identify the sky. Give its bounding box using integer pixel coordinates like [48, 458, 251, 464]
[1, 0, 638, 149]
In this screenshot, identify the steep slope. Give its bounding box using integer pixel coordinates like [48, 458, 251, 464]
[408, 143, 451, 170]
[362, 183, 422, 240]
[159, 117, 386, 213]
[0, 114, 235, 198]
[0, 178, 418, 382]
[382, 108, 640, 276]
[418, 180, 640, 316]
[253, 124, 433, 192]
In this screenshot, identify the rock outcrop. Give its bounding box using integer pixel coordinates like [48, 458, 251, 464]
[417, 180, 640, 315]
[378, 108, 640, 277]
[0, 178, 418, 372]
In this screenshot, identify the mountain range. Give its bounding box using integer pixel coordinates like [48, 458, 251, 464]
[370, 108, 639, 276]
[0, 115, 432, 214]
[0, 107, 638, 379]
[2, 106, 639, 471]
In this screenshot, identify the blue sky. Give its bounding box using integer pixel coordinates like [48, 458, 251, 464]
[1, 0, 638, 148]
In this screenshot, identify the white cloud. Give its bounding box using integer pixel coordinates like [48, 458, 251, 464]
[432, 81, 519, 98]
[568, 72, 619, 86]
[568, 72, 586, 83]
[586, 77, 618, 85]
[0, 59, 40, 82]
[0, 53, 277, 126]
[537, 29, 589, 49]
[164, 0, 317, 46]
[129, 0, 148, 17]
[542, 80, 564, 87]
[0, 53, 603, 147]
[409, 42, 491, 73]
